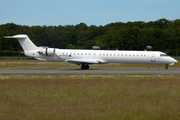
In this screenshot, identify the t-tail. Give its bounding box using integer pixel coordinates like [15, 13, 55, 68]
[4, 34, 38, 51]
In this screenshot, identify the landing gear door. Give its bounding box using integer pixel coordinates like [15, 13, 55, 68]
[151, 54, 156, 62]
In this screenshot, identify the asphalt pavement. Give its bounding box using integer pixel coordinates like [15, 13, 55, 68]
[0, 68, 179, 74]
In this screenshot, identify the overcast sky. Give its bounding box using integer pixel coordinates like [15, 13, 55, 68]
[1, 0, 180, 26]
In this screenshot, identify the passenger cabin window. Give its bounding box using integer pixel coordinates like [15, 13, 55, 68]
[74, 53, 75, 55]
[81, 53, 83, 55]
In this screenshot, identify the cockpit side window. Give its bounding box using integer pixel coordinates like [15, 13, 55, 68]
[160, 54, 168, 57]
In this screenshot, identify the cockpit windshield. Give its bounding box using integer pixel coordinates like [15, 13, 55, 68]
[160, 54, 169, 57]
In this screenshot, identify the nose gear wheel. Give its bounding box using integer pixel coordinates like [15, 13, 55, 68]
[165, 64, 168, 70]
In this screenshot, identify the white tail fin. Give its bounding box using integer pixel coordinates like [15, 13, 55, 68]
[4, 34, 38, 51]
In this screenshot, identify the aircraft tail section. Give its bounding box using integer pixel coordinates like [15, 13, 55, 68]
[4, 34, 38, 51]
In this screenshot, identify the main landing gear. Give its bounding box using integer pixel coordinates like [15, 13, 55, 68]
[165, 64, 168, 70]
[81, 64, 89, 70]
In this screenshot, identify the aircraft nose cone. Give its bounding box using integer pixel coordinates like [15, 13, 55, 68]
[171, 58, 177, 63]
[174, 59, 178, 63]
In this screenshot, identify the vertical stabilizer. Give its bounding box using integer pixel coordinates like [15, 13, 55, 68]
[4, 34, 38, 51]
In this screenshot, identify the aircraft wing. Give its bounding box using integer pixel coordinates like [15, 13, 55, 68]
[66, 59, 101, 64]
[35, 57, 47, 61]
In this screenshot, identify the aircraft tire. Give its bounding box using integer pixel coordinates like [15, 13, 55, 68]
[81, 64, 89, 70]
[165, 64, 168, 70]
[81, 65, 85, 69]
[86, 65, 89, 69]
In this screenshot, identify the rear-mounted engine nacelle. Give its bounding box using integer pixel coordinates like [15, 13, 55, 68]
[38, 48, 55, 56]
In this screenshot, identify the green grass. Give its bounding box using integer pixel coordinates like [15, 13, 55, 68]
[0, 59, 179, 68]
[0, 58, 179, 119]
[0, 75, 180, 119]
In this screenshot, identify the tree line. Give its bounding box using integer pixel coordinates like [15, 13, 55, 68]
[0, 18, 180, 56]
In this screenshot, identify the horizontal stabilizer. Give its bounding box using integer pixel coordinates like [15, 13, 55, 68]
[4, 34, 27, 39]
[4, 36, 14, 38]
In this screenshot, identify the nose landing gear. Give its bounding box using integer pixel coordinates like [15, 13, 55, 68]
[81, 64, 89, 70]
[165, 64, 168, 70]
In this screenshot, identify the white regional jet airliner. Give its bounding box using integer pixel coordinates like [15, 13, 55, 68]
[4, 34, 177, 70]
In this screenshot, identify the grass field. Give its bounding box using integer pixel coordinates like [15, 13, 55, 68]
[0, 59, 179, 119]
[0, 74, 180, 119]
[0, 58, 179, 68]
